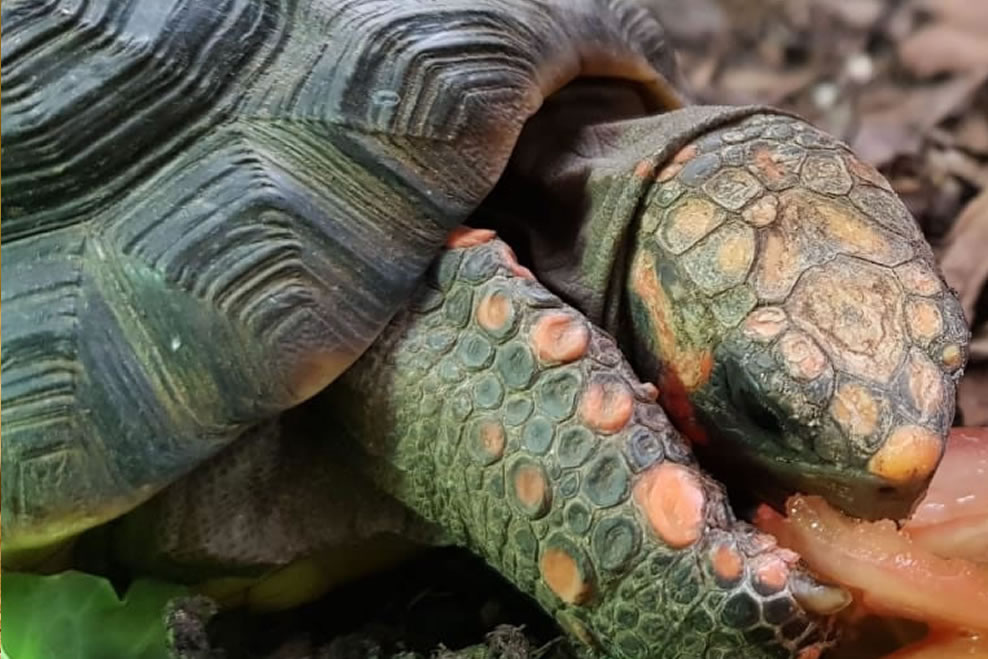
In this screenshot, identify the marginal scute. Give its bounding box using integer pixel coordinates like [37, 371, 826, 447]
[710, 285, 758, 328]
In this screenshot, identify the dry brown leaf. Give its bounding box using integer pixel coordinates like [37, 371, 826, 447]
[716, 66, 818, 104]
[940, 189, 988, 324]
[852, 73, 987, 165]
[955, 113, 988, 155]
[811, 0, 885, 29]
[899, 24, 988, 77]
[958, 367, 988, 426]
[915, 0, 988, 34]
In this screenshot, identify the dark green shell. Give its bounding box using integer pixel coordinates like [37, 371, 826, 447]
[0, 0, 682, 555]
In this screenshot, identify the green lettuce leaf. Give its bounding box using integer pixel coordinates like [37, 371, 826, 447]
[1, 571, 189, 659]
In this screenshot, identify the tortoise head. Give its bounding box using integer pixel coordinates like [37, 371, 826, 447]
[625, 113, 970, 521]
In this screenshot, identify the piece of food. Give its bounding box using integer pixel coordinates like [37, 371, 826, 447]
[904, 428, 988, 563]
[754, 495, 988, 633]
[883, 630, 988, 658]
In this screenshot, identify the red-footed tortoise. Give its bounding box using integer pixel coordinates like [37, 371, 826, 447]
[0, 1, 969, 657]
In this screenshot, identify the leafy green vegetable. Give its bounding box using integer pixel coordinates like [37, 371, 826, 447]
[1, 571, 189, 659]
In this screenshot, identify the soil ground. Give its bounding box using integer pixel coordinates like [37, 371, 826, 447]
[179, 1, 988, 657]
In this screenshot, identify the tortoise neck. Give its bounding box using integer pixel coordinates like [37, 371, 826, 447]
[479, 104, 783, 346]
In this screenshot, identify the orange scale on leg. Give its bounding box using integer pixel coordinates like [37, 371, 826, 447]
[579, 380, 634, 434]
[531, 313, 591, 364]
[633, 462, 706, 549]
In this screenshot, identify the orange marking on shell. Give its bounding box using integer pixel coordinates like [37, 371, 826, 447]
[906, 298, 943, 344]
[752, 554, 789, 593]
[531, 313, 590, 364]
[657, 162, 682, 182]
[514, 464, 548, 510]
[500, 243, 534, 280]
[479, 421, 505, 460]
[743, 307, 789, 342]
[831, 384, 880, 437]
[868, 425, 943, 485]
[476, 292, 512, 332]
[540, 548, 592, 604]
[711, 544, 744, 584]
[742, 194, 779, 227]
[778, 331, 828, 381]
[633, 463, 705, 549]
[672, 144, 698, 164]
[579, 380, 634, 434]
[446, 227, 496, 248]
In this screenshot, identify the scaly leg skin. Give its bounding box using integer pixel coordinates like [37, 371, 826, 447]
[328, 231, 846, 659]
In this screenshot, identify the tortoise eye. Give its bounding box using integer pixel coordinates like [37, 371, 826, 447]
[727, 370, 783, 436]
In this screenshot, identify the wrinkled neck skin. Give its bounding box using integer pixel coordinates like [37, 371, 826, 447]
[485, 85, 778, 339]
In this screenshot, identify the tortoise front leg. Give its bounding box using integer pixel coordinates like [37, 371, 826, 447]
[330, 231, 847, 658]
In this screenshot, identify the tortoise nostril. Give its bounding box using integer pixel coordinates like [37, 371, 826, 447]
[877, 486, 897, 496]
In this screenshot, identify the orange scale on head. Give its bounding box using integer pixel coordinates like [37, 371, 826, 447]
[868, 425, 943, 485]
